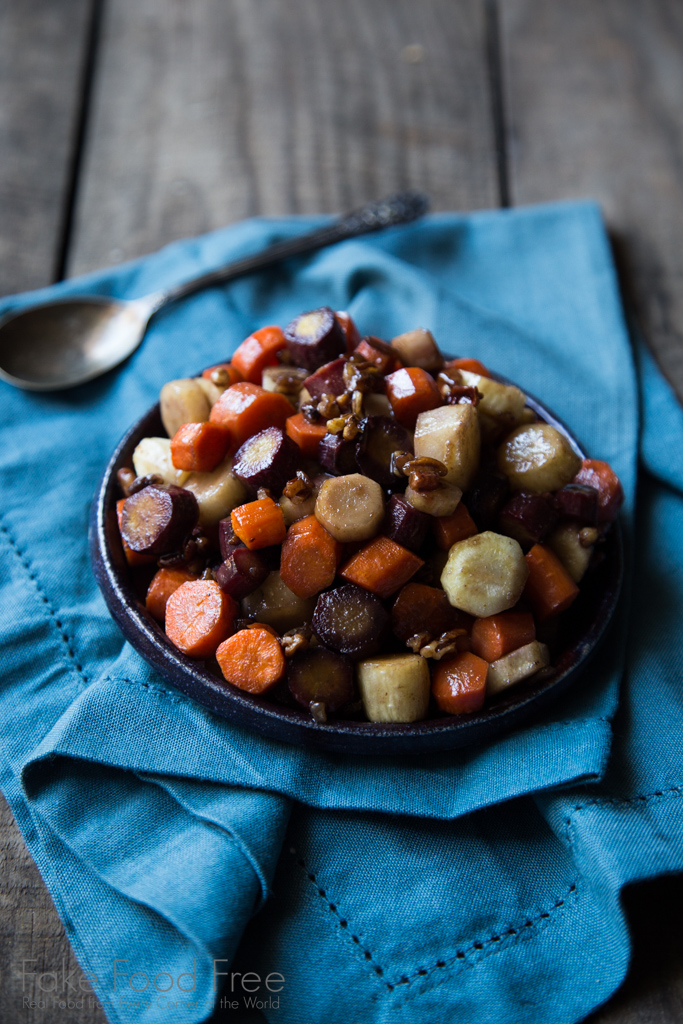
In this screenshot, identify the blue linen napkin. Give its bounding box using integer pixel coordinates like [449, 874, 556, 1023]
[0, 201, 680, 1024]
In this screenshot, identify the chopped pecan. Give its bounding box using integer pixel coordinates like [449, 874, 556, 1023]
[317, 394, 340, 419]
[281, 624, 313, 658]
[444, 384, 481, 406]
[301, 401, 322, 424]
[309, 701, 327, 724]
[117, 467, 137, 496]
[283, 471, 314, 504]
[326, 415, 347, 435]
[406, 630, 432, 653]
[209, 367, 231, 386]
[351, 389, 364, 418]
[127, 473, 164, 496]
[390, 450, 414, 477]
[342, 415, 361, 442]
[579, 526, 599, 548]
[256, 487, 272, 501]
[412, 628, 468, 661]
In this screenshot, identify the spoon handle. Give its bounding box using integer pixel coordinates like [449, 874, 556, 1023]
[151, 191, 429, 313]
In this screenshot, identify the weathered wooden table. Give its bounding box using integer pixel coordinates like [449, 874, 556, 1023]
[2, 2, 683, 1021]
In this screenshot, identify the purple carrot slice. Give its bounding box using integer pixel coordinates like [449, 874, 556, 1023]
[284, 307, 346, 370]
[303, 357, 347, 401]
[120, 485, 198, 555]
[312, 584, 389, 659]
[383, 494, 430, 551]
[498, 493, 558, 548]
[215, 547, 270, 600]
[319, 432, 358, 475]
[355, 416, 413, 490]
[232, 426, 299, 496]
[552, 483, 599, 524]
[287, 646, 356, 713]
[466, 471, 510, 530]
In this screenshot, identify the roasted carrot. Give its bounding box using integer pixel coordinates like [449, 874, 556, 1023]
[353, 337, 399, 374]
[201, 362, 243, 386]
[146, 567, 199, 622]
[432, 651, 488, 714]
[433, 502, 478, 550]
[385, 367, 442, 428]
[340, 535, 424, 599]
[165, 580, 237, 657]
[280, 515, 343, 599]
[470, 611, 536, 663]
[285, 412, 328, 458]
[216, 626, 286, 694]
[231, 496, 287, 550]
[231, 326, 286, 384]
[116, 498, 155, 566]
[443, 357, 492, 378]
[335, 310, 361, 353]
[170, 421, 231, 472]
[524, 544, 580, 620]
[573, 459, 624, 522]
[209, 382, 293, 453]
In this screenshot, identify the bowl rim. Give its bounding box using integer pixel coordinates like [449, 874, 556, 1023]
[90, 367, 624, 755]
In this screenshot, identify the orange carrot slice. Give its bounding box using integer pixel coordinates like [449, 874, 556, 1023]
[470, 611, 536, 663]
[216, 626, 286, 694]
[524, 544, 579, 621]
[433, 502, 478, 550]
[231, 496, 286, 550]
[280, 515, 342, 599]
[231, 326, 286, 384]
[165, 580, 237, 657]
[340, 536, 424, 599]
[209, 382, 293, 453]
[116, 498, 155, 566]
[385, 366, 442, 428]
[432, 651, 488, 714]
[285, 412, 328, 458]
[146, 567, 199, 622]
[170, 421, 231, 472]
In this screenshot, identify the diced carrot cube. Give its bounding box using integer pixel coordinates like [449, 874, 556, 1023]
[524, 544, 580, 621]
[470, 612, 536, 663]
[433, 502, 478, 550]
[286, 412, 328, 458]
[210, 382, 293, 453]
[340, 536, 424, 599]
[432, 651, 488, 714]
[170, 421, 231, 472]
[385, 366, 442, 429]
[231, 326, 286, 384]
[231, 496, 287, 550]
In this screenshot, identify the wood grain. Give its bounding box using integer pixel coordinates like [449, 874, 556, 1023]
[67, 0, 499, 274]
[0, 794, 105, 1024]
[500, 0, 683, 400]
[0, 0, 93, 295]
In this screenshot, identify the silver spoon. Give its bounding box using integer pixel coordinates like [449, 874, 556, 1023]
[0, 192, 429, 392]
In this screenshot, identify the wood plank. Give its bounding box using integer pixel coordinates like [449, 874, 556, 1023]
[501, 3, 683, 1019]
[501, 0, 683, 400]
[68, 0, 499, 275]
[0, 0, 94, 294]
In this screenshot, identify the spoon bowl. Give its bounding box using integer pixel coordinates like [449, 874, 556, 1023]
[0, 296, 157, 391]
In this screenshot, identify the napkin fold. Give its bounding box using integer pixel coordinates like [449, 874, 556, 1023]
[0, 201, 680, 1024]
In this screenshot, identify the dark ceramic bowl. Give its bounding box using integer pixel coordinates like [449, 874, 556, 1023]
[90, 377, 623, 755]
